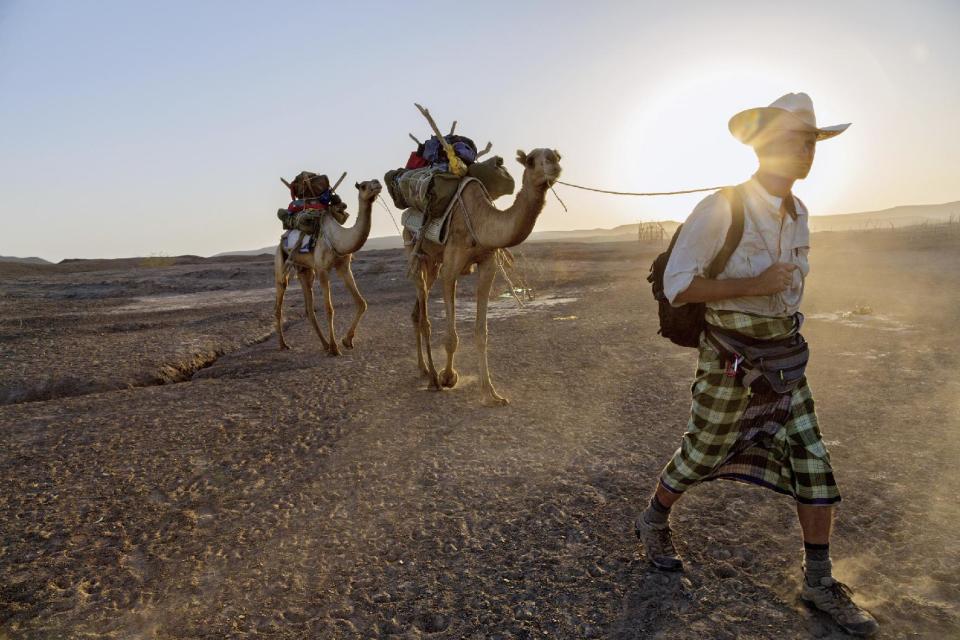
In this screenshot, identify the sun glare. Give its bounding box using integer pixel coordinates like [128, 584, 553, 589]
[596, 60, 859, 222]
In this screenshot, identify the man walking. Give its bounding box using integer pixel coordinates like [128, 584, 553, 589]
[636, 93, 879, 637]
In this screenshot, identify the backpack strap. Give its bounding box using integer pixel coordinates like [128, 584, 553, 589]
[706, 186, 745, 279]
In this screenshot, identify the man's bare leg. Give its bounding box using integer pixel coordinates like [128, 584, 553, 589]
[655, 482, 683, 509]
[797, 504, 878, 637]
[797, 504, 835, 591]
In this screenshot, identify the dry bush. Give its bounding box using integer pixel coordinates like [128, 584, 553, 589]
[140, 253, 176, 268]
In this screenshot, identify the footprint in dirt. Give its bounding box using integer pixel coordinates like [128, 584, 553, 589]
[613, 567, 697, 632]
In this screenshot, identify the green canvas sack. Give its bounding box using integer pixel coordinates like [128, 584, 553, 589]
[467, 155, 515, 200]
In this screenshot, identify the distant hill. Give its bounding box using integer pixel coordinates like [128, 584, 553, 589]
[212, 200, 960, 257]
[809, 201, 959, 232]
[0, 255, 52, 264]
[214, 246, 278, 257]
[7, 200, 957, 265]
[214, 222, 682, 257]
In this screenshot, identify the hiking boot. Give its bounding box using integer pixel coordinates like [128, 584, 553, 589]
[801, 576, 879, 637]
[634, 514, 683, 571]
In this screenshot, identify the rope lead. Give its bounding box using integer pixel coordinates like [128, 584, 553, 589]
[555, 181, 731, 197]
[377, 195, 404, 236]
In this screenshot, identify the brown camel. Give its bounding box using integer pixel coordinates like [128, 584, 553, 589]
[274, 179, 382, 355]
[403, 149, 562, 405]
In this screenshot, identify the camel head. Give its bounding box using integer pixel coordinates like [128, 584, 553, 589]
[355, 179, 383, 203]
[516, 148, 562, 188]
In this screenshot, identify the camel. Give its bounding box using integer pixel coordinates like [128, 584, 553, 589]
[274, 179, 382, 355]
[403, 148, 562, 405]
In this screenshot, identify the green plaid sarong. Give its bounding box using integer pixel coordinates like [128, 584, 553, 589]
[659, 310, 841, 505]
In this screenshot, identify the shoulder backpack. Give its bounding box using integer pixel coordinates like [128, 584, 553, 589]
[647, 186, 745, 348]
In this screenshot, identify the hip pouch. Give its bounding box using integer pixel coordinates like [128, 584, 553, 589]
[706, 318, 809, 395]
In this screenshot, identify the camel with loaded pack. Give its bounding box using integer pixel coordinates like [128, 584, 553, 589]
[274, 178, 382, 355]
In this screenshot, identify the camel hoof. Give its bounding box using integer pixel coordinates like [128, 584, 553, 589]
[328, 346, 342, 357]
[278, 342, 291, 351]
[440, 369, 459, 389]
[428, 374, 442, 390]
[342, 336, 355, 349]
[483, 391, 510, 406]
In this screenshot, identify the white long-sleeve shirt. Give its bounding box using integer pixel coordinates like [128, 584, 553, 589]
[663, 176, 810, 317]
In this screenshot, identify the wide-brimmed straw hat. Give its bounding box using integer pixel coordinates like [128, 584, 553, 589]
[729, 92, 850, 145]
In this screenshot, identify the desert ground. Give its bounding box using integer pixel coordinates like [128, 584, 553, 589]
[1, 225, 959, 639]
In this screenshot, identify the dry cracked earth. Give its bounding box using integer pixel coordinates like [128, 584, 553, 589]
[1, 229, 959, 639]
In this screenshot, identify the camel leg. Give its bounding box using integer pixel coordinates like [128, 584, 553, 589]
[416, 264, 440, 389]
[406, 234, 428, 374]
[318, 271, 341, 357]
[411, 296, 428, 375]
[336, 258, 366, 350]
[439, 256, 467, 389]
[274, 250, 292, 350]
[475, 254, 508, 405]
[296, 267, 330, 351]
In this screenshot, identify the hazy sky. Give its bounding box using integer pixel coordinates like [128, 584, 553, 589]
[1, 0, 958, 261]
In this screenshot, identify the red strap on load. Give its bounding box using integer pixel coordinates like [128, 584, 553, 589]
[287, 200, 328, 214]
